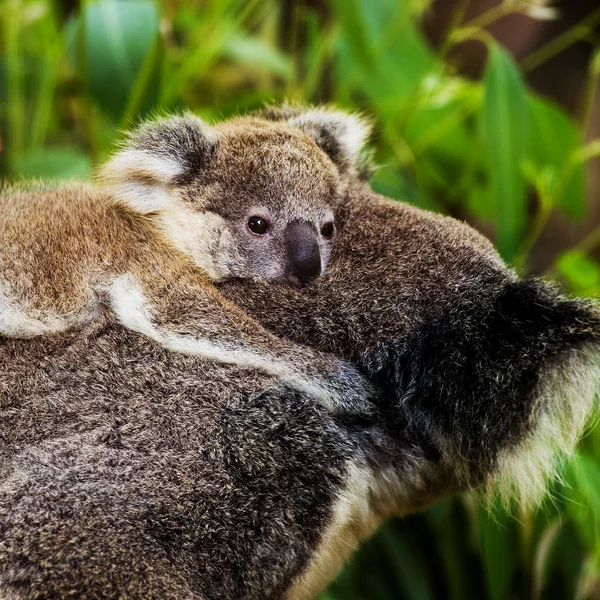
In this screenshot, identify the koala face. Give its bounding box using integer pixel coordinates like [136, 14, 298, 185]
[189, 121, 340, 285]
[212, 204, 337, 286]
[100, 108, 371, 286]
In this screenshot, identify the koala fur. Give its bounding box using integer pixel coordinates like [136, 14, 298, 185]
[99, 112, 347, 283]
[1, 106, 600, 600]
[221, 179, 600, 508]
[0, 111, 376, 406]
[1, 110, 357, 328]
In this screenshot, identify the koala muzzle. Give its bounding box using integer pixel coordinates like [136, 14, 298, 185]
[284, 220, 322, 286]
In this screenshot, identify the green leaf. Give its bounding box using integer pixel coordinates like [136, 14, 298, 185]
[532, 520, 562, 600]
[556, 250, 600, 294]
[405, 76, 481, 156]
[14, 149, 91, 179]
[428, 497, 486, 600]
[371, 166, 441, 211]
[402, 78, 484, 204]
[481, 45, 530, 262]
[591, 47, 600, 78]
[379, 525, 434, 600]
[68, 0, 162, 121]
[480, 504, 519, 600]
[565, 454, 600, 567]
[223, 34, 294, 80]
[466, 182, 495, 221]
[331, 0, 433, 116]
[528, 95, 585, 219]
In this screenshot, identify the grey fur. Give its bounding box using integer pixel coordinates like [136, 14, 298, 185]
[0, 114, 376, 407]
[1, 107, 600, 599]
[101, 112, 345, 283]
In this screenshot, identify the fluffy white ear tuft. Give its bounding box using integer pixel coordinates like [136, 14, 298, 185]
[103, 149, 184, 185]
[288, 109, 372, 170]
[99, 150, 184, 214]
[260, 105, 373, 174]
[99, 113, 216, 215]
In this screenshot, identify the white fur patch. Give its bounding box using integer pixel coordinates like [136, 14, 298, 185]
[108, 275, 334, 405]
[284, 461, 378, 600]
[0, 289, 99, 338]
[152, 206, 232, 281]
[100, 150, 183, 214]
[289, 109, 372, 167]
[103, 154, 233, 279]
[109, 181, 174, 214]
[104, 149, 183, 184]
[488, 347, 600, 509]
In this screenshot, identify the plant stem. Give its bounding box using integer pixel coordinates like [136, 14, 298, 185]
[572, 223, 600, 256]
[459, 1, 515, 33]
[579, 49, 600, 132]
[439, 0, 470, 59]
[521, 7, 600, 73]
[516, 191, 553, 271]
[450, 26, 497, 48]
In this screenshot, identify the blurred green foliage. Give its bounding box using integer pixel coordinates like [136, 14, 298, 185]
[2, 0, 600, 597]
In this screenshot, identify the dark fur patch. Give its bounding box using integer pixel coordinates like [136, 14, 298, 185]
[207, 388, 351, 598]
[130, 115, 218, 185]
[307, 122, 345, 168]
[360, 279, 600, 486]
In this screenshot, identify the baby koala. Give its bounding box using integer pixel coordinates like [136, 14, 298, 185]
[101, 107, 370, 287]
[0, 107, 374, 409]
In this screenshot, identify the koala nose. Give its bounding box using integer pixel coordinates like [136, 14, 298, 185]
[284, 220, 322, 286]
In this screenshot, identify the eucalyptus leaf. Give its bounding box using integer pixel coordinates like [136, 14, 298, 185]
[379, 525, 434, 600]
[224, 34, 294, 80]
[556, 250, 600, 294]
[480, 505, 519, 600]
[528, 95, 585, 218]
[331, 0, 432, 117]
[481, 45, 530, 262]
[68, 0, 162, 121]
[565, 454, 600, 566]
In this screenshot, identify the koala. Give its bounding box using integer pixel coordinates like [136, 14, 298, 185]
[99, 110, 366, 284]
[0, 109, 374, 406]
[1, 106, 599, 600]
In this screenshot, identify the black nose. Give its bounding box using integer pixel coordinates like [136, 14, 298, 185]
[284, 220, 322, 286]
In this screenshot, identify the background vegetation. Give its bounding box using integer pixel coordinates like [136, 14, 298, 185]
[2, 0, 600, 597]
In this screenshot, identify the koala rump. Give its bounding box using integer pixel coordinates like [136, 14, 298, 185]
[220, 182, 600, 508]
[2, 167, 600, 597]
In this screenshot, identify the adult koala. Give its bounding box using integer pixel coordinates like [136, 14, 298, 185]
[1, 107, 599, 600]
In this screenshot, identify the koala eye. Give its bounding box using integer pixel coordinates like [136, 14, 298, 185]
[247, 216, 270, 236]
[320, 222, 335, 239]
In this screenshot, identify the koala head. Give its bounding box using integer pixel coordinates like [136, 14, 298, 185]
[100, 106, 371, 285]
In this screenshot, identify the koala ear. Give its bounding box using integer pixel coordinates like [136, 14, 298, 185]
[259, 105, 373, 175]
[99, 114, 216, 214]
